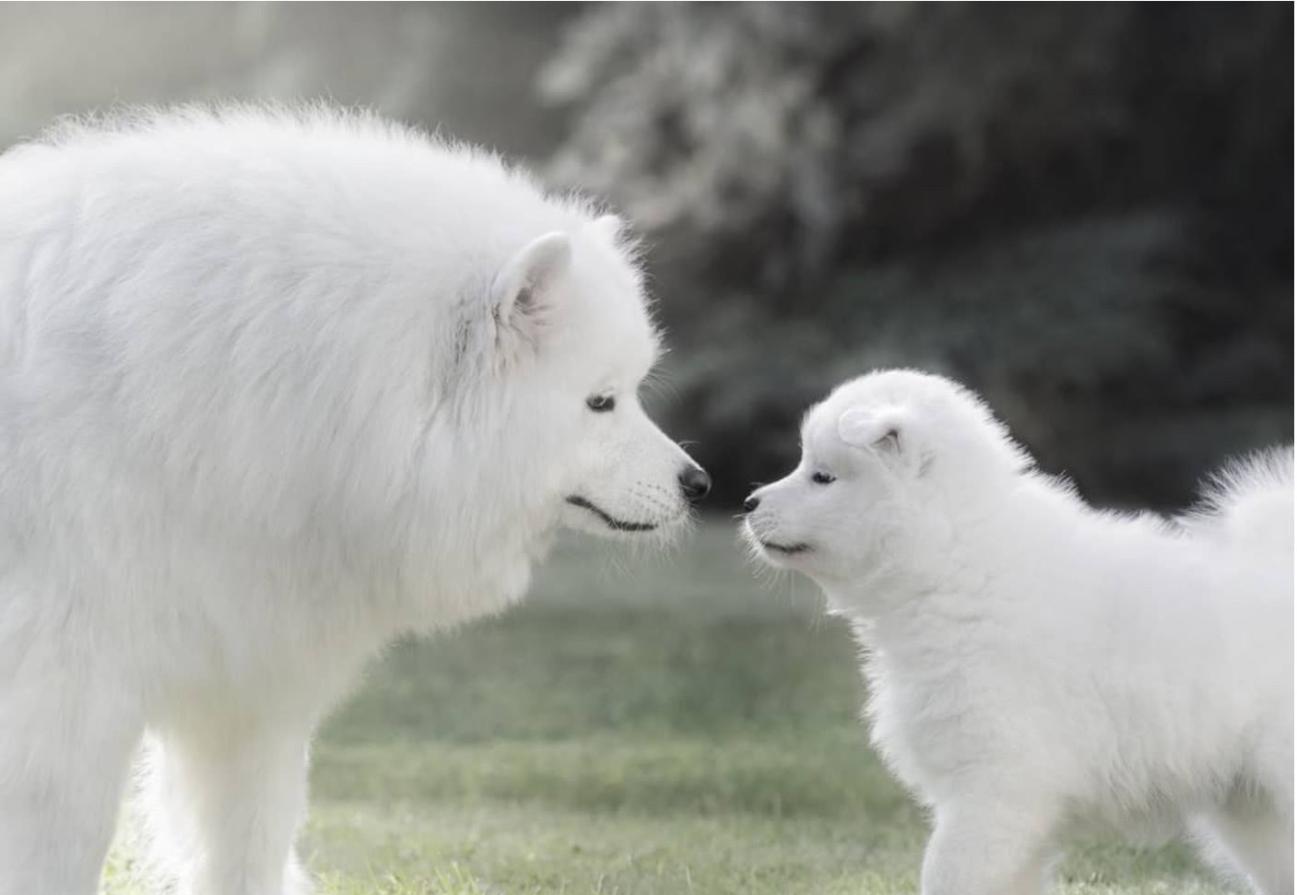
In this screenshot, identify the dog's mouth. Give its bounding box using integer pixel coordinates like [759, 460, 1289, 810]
[565, 496, 658, 533]
[760, 540, 811, 556]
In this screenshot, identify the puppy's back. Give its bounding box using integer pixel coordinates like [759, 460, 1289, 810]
[1188, 447, 1294, 566]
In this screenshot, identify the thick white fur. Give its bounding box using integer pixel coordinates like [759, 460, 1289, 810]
[0, 106, 704, 894]
[744, 369, 1293, 895]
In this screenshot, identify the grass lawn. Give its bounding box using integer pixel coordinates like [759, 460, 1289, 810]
[105, 523, 1233, 895]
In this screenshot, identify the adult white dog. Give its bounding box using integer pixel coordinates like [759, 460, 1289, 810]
[744, 369, 1292, 895]
[0, 107, 709, 895]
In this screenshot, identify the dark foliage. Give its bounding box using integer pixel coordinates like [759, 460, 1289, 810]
[543, 3, 1293, 509]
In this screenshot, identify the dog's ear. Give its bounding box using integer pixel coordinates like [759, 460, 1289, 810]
[589, 214, 625, 245]
[837, 407, 906, 457]
[491, 232, 572, 339]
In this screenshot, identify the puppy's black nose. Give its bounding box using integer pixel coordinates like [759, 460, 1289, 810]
[679, 465, 711, 502]
[743, 494, 760, 513]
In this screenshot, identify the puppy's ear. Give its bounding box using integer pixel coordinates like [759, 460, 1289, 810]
[491, 232, 572, 339]
[589, 214, 625, 245]
[837, 407, 906, 456]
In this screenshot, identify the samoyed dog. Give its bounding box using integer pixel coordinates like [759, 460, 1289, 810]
[0, 107, 709, 895]
[743, 369, 1293, 895]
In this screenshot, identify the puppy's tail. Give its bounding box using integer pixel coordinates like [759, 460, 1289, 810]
[1187, 446, 1294, 564]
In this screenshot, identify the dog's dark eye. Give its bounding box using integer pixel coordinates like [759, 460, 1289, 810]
[586, 394, 615, 413]
[811, 471, 836, 485]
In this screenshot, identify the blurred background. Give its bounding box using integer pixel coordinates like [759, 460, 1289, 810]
[2, 2, 1290, 510]
[5, 6, 1289, 894]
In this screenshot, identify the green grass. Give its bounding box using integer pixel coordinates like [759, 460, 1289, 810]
[105, 523, 1232, 894]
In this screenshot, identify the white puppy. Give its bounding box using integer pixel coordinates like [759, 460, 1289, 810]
[744, 369, 1293, 895]
[0, 107, 708, 894]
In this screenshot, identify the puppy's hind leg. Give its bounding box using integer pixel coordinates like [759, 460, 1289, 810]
[0, 665, 142, 895]
[920, 800, 1059, 895]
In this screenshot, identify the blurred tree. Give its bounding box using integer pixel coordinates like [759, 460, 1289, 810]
[542, 3, 1293, 509]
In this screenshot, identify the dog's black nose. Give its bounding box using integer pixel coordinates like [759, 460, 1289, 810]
[679, 465, 711, 502]
[743, 494, 760, 513]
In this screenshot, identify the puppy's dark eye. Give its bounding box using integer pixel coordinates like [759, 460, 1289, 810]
[811, 471, 836, 485]
[586, 394, 615, 413]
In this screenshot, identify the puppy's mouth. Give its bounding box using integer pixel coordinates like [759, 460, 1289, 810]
[760, 540, 811, 556]
[565, 496, 658, 533]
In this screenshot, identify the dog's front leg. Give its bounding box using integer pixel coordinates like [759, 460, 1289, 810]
[145, 714, 314, 895]
[920, 799, 1058, 895]
[0, 667, 141, 895]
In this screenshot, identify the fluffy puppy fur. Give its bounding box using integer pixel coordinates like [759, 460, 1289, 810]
[744, 369, 1293, 895]
[0, 106, 707, 894]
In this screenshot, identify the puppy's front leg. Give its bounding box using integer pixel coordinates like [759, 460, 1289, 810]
[921, 801, 1057, 895]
